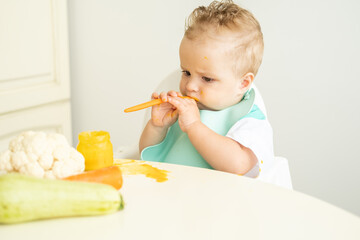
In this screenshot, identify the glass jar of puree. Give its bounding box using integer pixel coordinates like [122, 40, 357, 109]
[77, 131, 113, 171]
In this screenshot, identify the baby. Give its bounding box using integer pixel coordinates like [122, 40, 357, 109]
[139, 0, 273, 180]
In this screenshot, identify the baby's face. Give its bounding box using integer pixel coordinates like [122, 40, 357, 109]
[179, 35, 245, 111]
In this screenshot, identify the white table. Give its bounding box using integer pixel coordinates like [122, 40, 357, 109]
[1, 161, 359, 240]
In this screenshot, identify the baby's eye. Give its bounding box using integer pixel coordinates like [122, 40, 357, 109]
[202, 76, 214, 82]
[182, 70, 191, 77]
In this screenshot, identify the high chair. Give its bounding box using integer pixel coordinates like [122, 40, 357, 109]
[116, 69, 293, 190]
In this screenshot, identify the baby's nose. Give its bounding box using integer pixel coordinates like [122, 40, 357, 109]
[185, 79, 199, 92]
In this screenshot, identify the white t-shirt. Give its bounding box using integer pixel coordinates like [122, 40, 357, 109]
[227, 86, 292, 189]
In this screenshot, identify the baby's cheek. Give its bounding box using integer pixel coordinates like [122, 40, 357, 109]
[179, 85, 186, 95]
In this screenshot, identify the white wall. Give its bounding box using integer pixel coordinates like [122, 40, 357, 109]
[68, 0, 360, 216]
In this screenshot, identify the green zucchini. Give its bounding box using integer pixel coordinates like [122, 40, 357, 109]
[0, 173, 124, 224]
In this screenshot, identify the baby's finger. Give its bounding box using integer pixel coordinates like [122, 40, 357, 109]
[168, 90, 179, 97]
[151, 92, 159, 100]
[168, 96, 185, 110]
[160, 92, 169, 102]
[172, 96, 198, 110]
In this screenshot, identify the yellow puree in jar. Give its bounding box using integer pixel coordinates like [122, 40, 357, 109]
[77, 131, 113, 171]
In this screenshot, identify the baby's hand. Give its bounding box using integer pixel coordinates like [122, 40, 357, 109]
[168, 96, 200, 133]
[150, 91, 180, 128]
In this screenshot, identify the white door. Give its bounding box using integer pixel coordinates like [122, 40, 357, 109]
[0, 0, 72, 151]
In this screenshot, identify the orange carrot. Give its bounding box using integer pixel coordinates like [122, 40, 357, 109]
[124, 96, 198, 113]
[63, 166, 123, 190]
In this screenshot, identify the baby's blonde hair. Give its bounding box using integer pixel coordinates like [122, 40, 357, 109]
[185, 0, 264, 77]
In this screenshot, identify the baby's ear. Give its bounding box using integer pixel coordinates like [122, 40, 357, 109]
[239, 72, 254, 93]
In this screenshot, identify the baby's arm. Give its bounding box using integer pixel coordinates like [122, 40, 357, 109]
[168, 96, 257, 174]
[139, 120, 169, 152]
[187, 122, 257, 174]
[139, 91, 179, 153]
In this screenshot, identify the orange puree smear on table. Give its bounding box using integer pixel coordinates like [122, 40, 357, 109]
[114, 159, 169, 182]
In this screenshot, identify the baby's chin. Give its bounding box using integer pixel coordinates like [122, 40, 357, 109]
[196, 102, 205, 110]
[197, 101, 231, 111]
[197, 102, 214, 111]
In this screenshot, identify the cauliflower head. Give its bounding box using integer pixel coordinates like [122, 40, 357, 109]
[0, 131, 85, 179]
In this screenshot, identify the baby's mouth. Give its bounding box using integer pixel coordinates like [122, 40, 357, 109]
[183, 94, 205, 108]
[185, 95, 199, 102]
